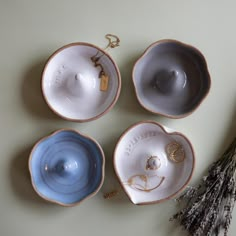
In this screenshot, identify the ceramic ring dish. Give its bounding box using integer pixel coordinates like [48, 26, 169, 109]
[42, 42, 121, 122]
[29, 129, 105, 206]
[132, 40, 211, 118]
[114, 121, 195, 205]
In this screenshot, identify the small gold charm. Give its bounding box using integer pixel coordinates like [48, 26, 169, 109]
[103, 190, 119, 199]
[100, 74, 109, 91]
[145, 156, 161, 170]
[166, 142, 185, 163]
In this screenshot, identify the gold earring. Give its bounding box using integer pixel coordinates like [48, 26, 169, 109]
[166, 142, 185, 163]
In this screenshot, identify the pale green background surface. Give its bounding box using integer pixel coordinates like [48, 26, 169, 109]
[0, 0, 236, 235]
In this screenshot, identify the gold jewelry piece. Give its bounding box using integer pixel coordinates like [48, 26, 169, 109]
[166, 142, 185, 163]
[104, 190, 119, 199]
[125, 174, 165, 192]
[90, 34, 120, 92]
[104, 34, 120, 49]
[91, 34, 120, 77]
[145, 156, 161, 170]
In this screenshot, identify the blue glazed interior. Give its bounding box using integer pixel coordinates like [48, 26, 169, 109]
[29, 130, 104, 205]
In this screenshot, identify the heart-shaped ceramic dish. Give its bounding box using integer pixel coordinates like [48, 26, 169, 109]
[29, 129, 105, 206]
[113, 121, 195, 205]
[132, 40, 211, 118]
[42, 42, 121, 122]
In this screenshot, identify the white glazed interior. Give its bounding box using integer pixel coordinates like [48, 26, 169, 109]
[114, 122, 194, 205]
[42, 43, 120, 121]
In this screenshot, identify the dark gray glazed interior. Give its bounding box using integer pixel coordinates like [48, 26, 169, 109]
[133, 41, 211, 117]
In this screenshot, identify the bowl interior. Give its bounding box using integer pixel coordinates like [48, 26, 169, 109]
[42, 43, 120, 121]
[133, 41, 210, 117]
[114, 122, 194, 205]
[29, 130, 104, 205]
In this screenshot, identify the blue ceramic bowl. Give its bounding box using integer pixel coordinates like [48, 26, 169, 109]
[29, 129, 105, 206]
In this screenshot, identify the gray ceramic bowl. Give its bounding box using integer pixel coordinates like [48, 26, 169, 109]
[132, 40, 211, 118]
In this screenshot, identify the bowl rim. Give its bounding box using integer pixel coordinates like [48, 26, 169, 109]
[113, 120, 195, 205]
[28, 129, 105, 206]
[41, 42, 121, 122]
[132, 39, 211, 118]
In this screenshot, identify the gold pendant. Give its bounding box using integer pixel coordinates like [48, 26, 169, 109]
[166, 142, 185, 163]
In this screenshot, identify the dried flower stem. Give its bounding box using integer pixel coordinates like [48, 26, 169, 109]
[171, 137, 236, 236]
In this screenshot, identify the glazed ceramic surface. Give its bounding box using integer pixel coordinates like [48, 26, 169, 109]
[29, 129, 105, 206]
[42, 43, 121, 122]
[133, 40, 211, 118]
[114, 121, 195, 205]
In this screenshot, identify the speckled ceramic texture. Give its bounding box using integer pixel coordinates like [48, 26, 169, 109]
[42, 42, 121, 122]
[132, 40, 211, 118]
[29, 129, 105, 206]
[113, 121, 195, 205]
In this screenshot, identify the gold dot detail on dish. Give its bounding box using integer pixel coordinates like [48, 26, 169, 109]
[166, 142, 185, 163]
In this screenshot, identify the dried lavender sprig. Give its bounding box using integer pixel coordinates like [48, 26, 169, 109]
[205, 176, 230, 236]
[223, 171, 236, 235]
[184, 171, 229, 236]
[171, 164, 230, 224]
[192, 158, 236, 235]
[184, 172, 226, 235]
[171, 137, 236, 236]
[176, 140, 236, 205]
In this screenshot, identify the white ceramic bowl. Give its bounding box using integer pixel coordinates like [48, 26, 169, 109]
[114, 121, 195, 205]
[42, 42, 121, 122]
